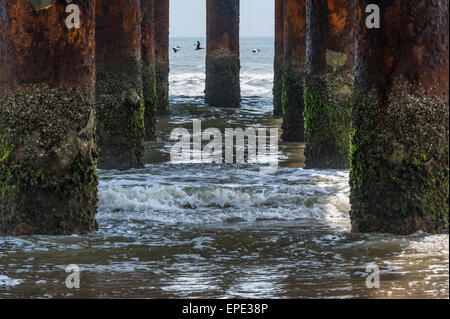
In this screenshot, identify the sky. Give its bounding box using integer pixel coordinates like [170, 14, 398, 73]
[169, 0, 274, 37]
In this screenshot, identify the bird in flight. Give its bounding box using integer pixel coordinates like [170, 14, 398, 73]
[195, 41, 204, 50]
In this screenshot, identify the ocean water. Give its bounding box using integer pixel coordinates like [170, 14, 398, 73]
[0, 38, 448, 298]
[169, 37, 274, 100]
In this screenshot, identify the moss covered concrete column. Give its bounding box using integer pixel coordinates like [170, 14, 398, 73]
[205, 0, 241, 108]
[141, 0, 157, 140]
[154, 0, 169, 115]
[281, 0, 306, 141]
[96, 0, 145, 169]
[351, 0, 449, 234]
[0, 1, 98, 235]
[273, 0, 284, 115]
[304, 0, 354, 168]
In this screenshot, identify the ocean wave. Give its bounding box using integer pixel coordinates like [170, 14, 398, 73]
[99, 185, 269, 212]
[169, 73, 274, 98]
[97, 169, 350, 225]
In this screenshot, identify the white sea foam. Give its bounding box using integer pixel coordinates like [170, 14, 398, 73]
[0, 275, 23, 288]
[97, 168, 350, 225]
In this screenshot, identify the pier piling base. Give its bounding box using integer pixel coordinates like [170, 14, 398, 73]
[304, 0, 354, 169]
[350, 0, 449, 234]
[205, 0, 241, 108]
[154, 0, 170, 115]
[95, 0, 146, 169]
[142, 0, 157, 140]
[281, 0, 307, 142]
[0, 1, 98, 235]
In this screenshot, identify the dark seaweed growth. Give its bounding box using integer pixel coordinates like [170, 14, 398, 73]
[0, 87, 98, 235]
[350, 81, 449, 234]
[281, 63, 305, 142]
[96, 59, 146, 170]
[142, 63, 158, 140]
[205, 53, 241, 108]
[273, 56, 284, 115]
[304, 70, 353, 169]
[155, 60, 170, 115]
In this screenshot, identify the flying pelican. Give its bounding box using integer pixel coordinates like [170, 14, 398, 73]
[195, 41, 204, 50]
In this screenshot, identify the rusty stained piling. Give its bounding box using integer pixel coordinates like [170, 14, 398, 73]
[281, 0, 307, 142]
[351, 0, 449, 234]
[0, 0, 98, 235]
[304, 0, 354, 169]
[95, 0, 145, 169]
[273, 0, 285, 115]
[154, 0, 169, 115]
[141, 0, 157, 140]
[205, 0, 241, 108]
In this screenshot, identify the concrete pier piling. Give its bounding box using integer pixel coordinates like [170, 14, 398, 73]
[154, 0, 170, 115]
[205, 0, 241, 108]
[281, 0, 307, 142]
[350, 0, 449, 234]
[0, 0, 98, 235]
[95, 0, 145, 169]
[273, 0, 285, 115]
[141, 0, 157, 140]
[304, 0, 354, 168]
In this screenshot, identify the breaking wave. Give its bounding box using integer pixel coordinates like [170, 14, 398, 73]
[97, 167, 350, 225]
